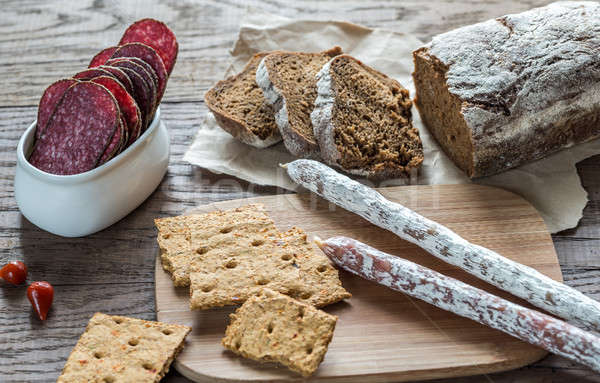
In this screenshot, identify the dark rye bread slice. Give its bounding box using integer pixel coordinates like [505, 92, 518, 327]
[205, 52, 281, 148]
[256, 47, 342, 158]
[312, 55, 423, 178]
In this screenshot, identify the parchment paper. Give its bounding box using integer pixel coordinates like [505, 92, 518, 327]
[184, 10, 600, 233]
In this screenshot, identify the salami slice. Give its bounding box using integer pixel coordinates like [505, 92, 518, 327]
[107, 57, 158, 101]
[98, 115, 125, 165]
[29, 82, 119, 175]
[73, 68, 137, 103]
[105, 64, 153, 131]
[73, 68, 115, 81]
[88, 46, 117, 68]
[36, 79, 78, 140]
[110, 43, 167, 102]
[74, 68, 141, 131]
[118, 18, 178, 75]
[98, 65, 134, 96]
[107, 59, 157, 129]
[91, 76, 142, 145]
[120, 115, 129, 151]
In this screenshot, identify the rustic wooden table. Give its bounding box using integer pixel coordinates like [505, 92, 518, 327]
[1, 1, 599, 382]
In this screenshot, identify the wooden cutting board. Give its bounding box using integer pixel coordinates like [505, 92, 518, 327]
[155, 184, 562, 382]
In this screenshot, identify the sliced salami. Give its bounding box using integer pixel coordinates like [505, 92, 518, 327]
[107, 64, 152, 130]
[98, 115, 125, 165]
[317, 236, 600, 374]
[119, 18, 178, 75]
[73, 68, 141, 131]
[120, 115, 129, 151]
[88, 46, 117, 68]
[110, 43, 167, 102]
[106, 59, 157, 129]
[36, 79, 78, 140]
[73, 68, 115, 81]
[29, 82, 119, 175]
[106, 57, 158, 101]
[91, 76, 142, 145]
[98, 65, 135, 96]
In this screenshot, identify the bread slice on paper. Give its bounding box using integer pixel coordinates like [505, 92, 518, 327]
[222, 288, 337, 377]
[57, 313, 191, 383]
[205, 52, 281, 148]
[189, 226, 350, 310]
[256, 47, 342, 158]
[312, 54, 423, 178]
[155, 204, 277, 287]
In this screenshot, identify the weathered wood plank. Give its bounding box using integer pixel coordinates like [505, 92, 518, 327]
[1, 0, 600, 382]
[0, 0, 554, 107]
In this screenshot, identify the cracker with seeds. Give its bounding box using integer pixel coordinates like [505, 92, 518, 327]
[189, 226, 351, 310]
[57, 313, 191, 383]
[222, 289, 337, 377]
[155, 204, 277, 287]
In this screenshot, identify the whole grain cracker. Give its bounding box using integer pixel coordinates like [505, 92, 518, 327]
[57, 313, 191, 383]
[222, 288, 337, 377]
[189, 226, 351, 310]
[155, 215, 191, 286]
[155, 204, 277, 287]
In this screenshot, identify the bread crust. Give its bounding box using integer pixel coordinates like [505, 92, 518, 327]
[205, 52, 281, 148]
[413, 1, 600, 178]
[209, 106, 281, 148]
[256, 47, 342, 158]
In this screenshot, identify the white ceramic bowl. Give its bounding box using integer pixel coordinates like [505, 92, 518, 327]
[15, 108, 169, 237]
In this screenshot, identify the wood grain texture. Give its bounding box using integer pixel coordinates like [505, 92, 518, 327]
[1, 0, 600, 382]
[156, 185, 562, 382]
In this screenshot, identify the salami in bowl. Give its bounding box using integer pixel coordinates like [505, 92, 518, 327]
[15, 18, 177, 237]
[15, 108, 169, 237]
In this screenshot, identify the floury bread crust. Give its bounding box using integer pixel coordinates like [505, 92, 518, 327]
[312, 55, 423, 178]
[205, 52, 281, 148]
[256, 47, 342, 158]
[413, 1, 600, 178]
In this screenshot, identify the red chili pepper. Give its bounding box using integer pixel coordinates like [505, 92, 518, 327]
[27, 281, 54, 321]
[0, 261, 27, 285]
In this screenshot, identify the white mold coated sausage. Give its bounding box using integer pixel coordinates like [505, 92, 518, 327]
[285, 159, 600, 331]
[317, 235, 600, 373]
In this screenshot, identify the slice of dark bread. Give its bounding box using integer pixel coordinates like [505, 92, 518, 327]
[205, 52, 281, 148]
[256, 47, 342, 158]
[312, 55, 423, 178]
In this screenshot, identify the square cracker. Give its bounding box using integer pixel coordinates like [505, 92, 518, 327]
[222, 288, 337, 377]
[57, 313, 191, 383]
[189, 226, 351, 310]
[155, 204, 277, 287]
[155, 215, 191, 286]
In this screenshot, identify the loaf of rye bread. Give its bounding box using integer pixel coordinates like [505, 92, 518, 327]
[413, 1, 600, 178]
